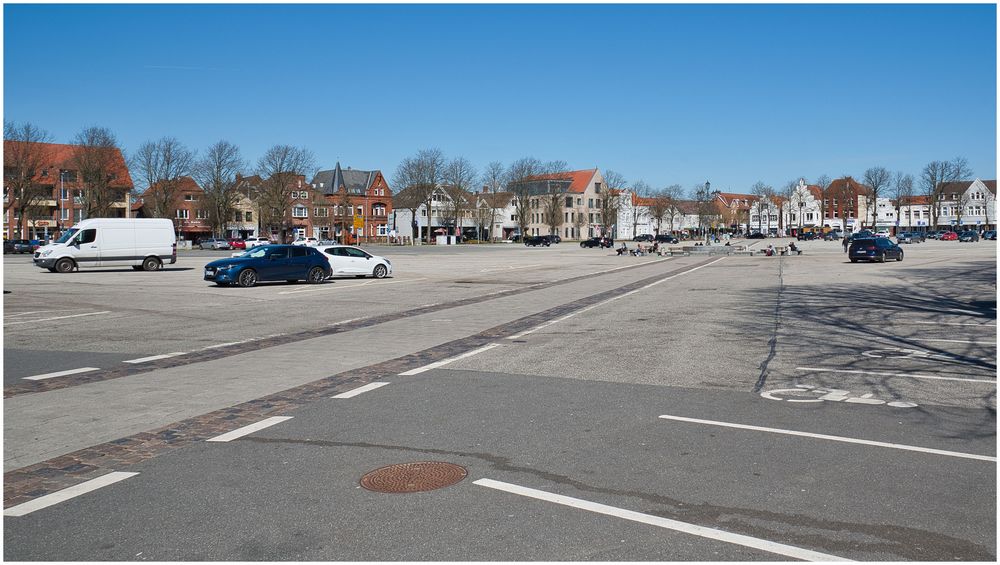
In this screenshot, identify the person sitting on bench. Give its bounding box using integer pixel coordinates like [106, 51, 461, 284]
[788, 241, 801, 255]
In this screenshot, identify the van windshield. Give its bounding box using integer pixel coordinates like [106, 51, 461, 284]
[55, 228, 78, 244]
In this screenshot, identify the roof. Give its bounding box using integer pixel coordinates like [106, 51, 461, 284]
[936, 179, 997, 196]
[145, 175, 202, 195]
[828, 177, 870, 196]
[478, 191, 514, 208]
[313, 162, 381, 196]
[715, 192, 757, 208]
[3, 140, 133, 189]
[896, 195, 930, 206]
[804, 185, 823, 200]
[520, 169, 597, 194]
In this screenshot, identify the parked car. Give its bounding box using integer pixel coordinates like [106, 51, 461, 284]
[228, 238, 246, 250]
[524, 235, 551, 247]
[291, 237, 320, 247]
[940, 231, 959, 241]
[318, 245, 392, 279]
[958, 231, 980, 242]
[849, 237, 903, 263]
[796, 231, 818, 241]
[896, 232, 918, 244]
[983, 230, 997, 240]
[198, 238, 231, 250]
[9, 239, 33, 254]
[633, 234, 654, 242]
[204, 244, 331, 287]
[543, 234, 562, 244]
[823, 231, 843, 241]
[3, 240, 15, 253]
[507, 235, 522, 243]
[746, 232, 767, 239]
[654, 234, 679, 244]
[874, 230, 890, 238]
[580, 237, 613, 248]
[927, 230, 948, 240]
[242, 236, 271, 249]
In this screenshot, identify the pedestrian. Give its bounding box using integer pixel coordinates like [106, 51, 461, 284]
[842, 235, 849, 253]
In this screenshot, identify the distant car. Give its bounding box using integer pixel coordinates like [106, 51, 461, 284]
[746, 232, 767, 239]
[3, 240, 15, 254]
[940, 231, 959, 241]
[198, 238, 231, 250]
[244, 236, 271, 248]
[318, 245, 392, 279]
[543, 234, 562, 244]
[228, 238, 246, 250]
[204, 244, 331, 287]
[654, 234, 679, 244]
[633, 234, 654, 242]
[896, 232, 917, 244]
[796, 231, 818, 241]
[958, 231, 980, 242]
[524, 235, 551, 247]
[849, 237, 903, 263]
[580, 237, 613, 248]
[983, 230, 997, 240]
[292, 237, 320, 247]
[8, 239, 32, 254]
[874, 230, 890, 238]
[823, 231, 844, 241]
[508, 235, 522, 243]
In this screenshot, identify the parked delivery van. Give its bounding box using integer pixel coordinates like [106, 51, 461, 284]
[33, 218, 177, 273]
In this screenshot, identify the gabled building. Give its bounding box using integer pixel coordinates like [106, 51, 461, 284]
[824, 177, 870, 232]
[312, 162, 393, 243]
[3, 141, 133, 240]
[933, 179, 996, 231]
[512, 168, 608, 239]
[134, 176, 211, 242]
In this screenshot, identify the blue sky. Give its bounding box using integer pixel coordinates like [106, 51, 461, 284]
[4, 3, 996, 194]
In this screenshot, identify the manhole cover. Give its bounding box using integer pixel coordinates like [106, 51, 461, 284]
[360, 461, 467, 493]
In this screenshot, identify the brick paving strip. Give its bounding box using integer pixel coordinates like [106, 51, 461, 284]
[4, 257, 675, 398]
[4, 257, 718, 508]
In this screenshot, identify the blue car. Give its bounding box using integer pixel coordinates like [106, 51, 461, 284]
[203, 244, 331, 287]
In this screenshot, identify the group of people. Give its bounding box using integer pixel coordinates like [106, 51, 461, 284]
[763, 241, 799, 256]
[617, 242, 660, 256]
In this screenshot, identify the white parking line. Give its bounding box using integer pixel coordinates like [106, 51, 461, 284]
[909, 321, 996, 327]
[206, 416, 293, 442]
[22, 367, 101, 381]
[4, 472, 139, 517]
[4, 311, 111, 326]
[914, 338, 994, 345]
[200, 340, 251, 350]
[508, 258, 723, 340]
[278, 278, 426, 295]
[796, 367, 996, 384]
[659, 414, 996, 462]
[122, 352, 186, 364]
[332, 382, 389, 398]
[399, 343, 502, 375]
[473, 478, 850, 562]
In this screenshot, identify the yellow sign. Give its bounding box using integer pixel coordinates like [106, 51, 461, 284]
[353, 216, 364, 229]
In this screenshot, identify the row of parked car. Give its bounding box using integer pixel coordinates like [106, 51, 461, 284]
[3, 239, 43, 254]
[204, 244, 393, 288]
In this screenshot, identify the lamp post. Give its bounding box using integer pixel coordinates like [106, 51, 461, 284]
[798, 200, 804, 232]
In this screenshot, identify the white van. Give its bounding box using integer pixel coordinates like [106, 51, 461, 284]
[33, 218, 177, 273]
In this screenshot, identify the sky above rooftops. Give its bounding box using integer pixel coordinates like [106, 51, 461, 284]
[3, 3, 996, 194]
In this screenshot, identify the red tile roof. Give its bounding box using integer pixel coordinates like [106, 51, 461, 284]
[522, 169, 597, 194]
[3, 140, 133, 189]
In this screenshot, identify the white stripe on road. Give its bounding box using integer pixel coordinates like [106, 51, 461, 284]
[658, 414, 996, 462]
[22, 367, 101, 381]
[399, 343, 502, 375]
[122, 352, 186, 364]
[796, 367, 996, 384]
[913, 338, 995, 345]
[4, 311, 111, 326]
[331, 382, 390, 398]
[278, 278, 425, 295]
[473, 478, 850, 562]
[508, 258, 722, 340]
[4, 472, 139, 517]
[200, 341, 250, 350]
[206, 416, 293, 442]
[909, 321, 996, 327]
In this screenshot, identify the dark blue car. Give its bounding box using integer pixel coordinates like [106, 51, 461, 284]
[848, 237, 903, 263]
[203, 244, 332, 287]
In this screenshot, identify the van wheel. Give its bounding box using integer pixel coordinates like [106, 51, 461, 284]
[238, 269, 257, 287]
[55, 258, 75, 273]
[142, 257, 162, 271]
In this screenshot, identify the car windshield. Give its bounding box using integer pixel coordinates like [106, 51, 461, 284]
[233, 247, 268, 259]
[55, 228, 78, 244]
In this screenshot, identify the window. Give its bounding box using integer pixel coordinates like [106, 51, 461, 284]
[372, 205, 386, 216]
[176, 209, 189, 219]
[588, 198, 594, 208]
[196, 210, 207, 219]
[245, 211, 252, 222]
[357, 206, 364, 216]
[292, 206, 308, 218]
[62, 170, 78, 182]
[234, 211, 243, 222]
[421, 210, 427, 217]
[314, 207, 329, 217]
[61, 208, 69, 221]
[78, 229, 97, 244]
[594, 182, 602, 193]
[565, 197, 573, 208]
[290, 247, 308, 258]
[74, 209, 85, 223]
[184, 194, 195, 201]
[61, 188, 68, 200]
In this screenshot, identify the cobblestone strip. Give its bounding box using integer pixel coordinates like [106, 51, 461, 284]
[3, 258, 716, 508]
[4, 258, 673, 398]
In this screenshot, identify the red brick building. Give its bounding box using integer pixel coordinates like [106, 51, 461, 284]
[133, 176, 212, 243]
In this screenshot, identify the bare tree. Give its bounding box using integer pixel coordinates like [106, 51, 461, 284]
[481, 160, 507, 241]
[192, 140, 244, 238]
[814, 174, 831, 228]
[890, 171, 914, 232]
[662, 184, 684, 234]
[921, 157, 973, 229]
[626, 180, 652, 238]
[442, 157, 477, 239]
[599, 169, 626, 238]
[392, 148, 446, 244]
[505, 157, 546, 238]
[331, 185, 353, 243]
[255, 145, 316, 242]
[778, 180, 797, 235]
[690, 181, 716, 237]
[70, 126, 126, 218]
[3, 121, 54, 238]
[541, 186, 565, 237]
[862, 166, 891, 230]
[750, 181, 774, 234]
[132, 137, 195, 228]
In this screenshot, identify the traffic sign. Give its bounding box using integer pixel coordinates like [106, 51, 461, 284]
[353, 216, 364, 229]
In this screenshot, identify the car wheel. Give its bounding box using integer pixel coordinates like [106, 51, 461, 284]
[372, 264, 388, 279]
[896, 252, 903, 262]
[580, 242, 585, 248]
[237, 269, 257, 288]
[307, 266, 326, 283]
[55, 258, 75, 273]
[142, 257, 162, 271]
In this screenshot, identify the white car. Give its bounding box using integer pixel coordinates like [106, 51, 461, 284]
[292, 237, 319, 247]
[318, 245, 392, 279]
[244, 236, 271, 248]
[875, 230, 890, 238]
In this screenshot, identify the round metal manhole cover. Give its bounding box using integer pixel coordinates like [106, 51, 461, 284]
[360, 461, 467, 493]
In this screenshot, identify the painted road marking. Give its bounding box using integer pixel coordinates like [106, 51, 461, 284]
[480, 263, 541, 273]
[473, 478, 850, 562]
[914, 338, 994, 345]
[332, 382, 389, 398]
[761, 386, 918, 408]
[122, 352, 186, 364]
[4, 472, 139, 517]
[658, 415, 996, 462]
[22, 367, 101, 381]
[399, 343, 502, 375]
[796, 367, 996, 384]
[508, 258, 722, 340]
[206, 416, 293, 442]
[200, 340, 252, 350]
[4, 311, 111, 326]
[278, 278, 426, 295]
[909, 321, 996, 327]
